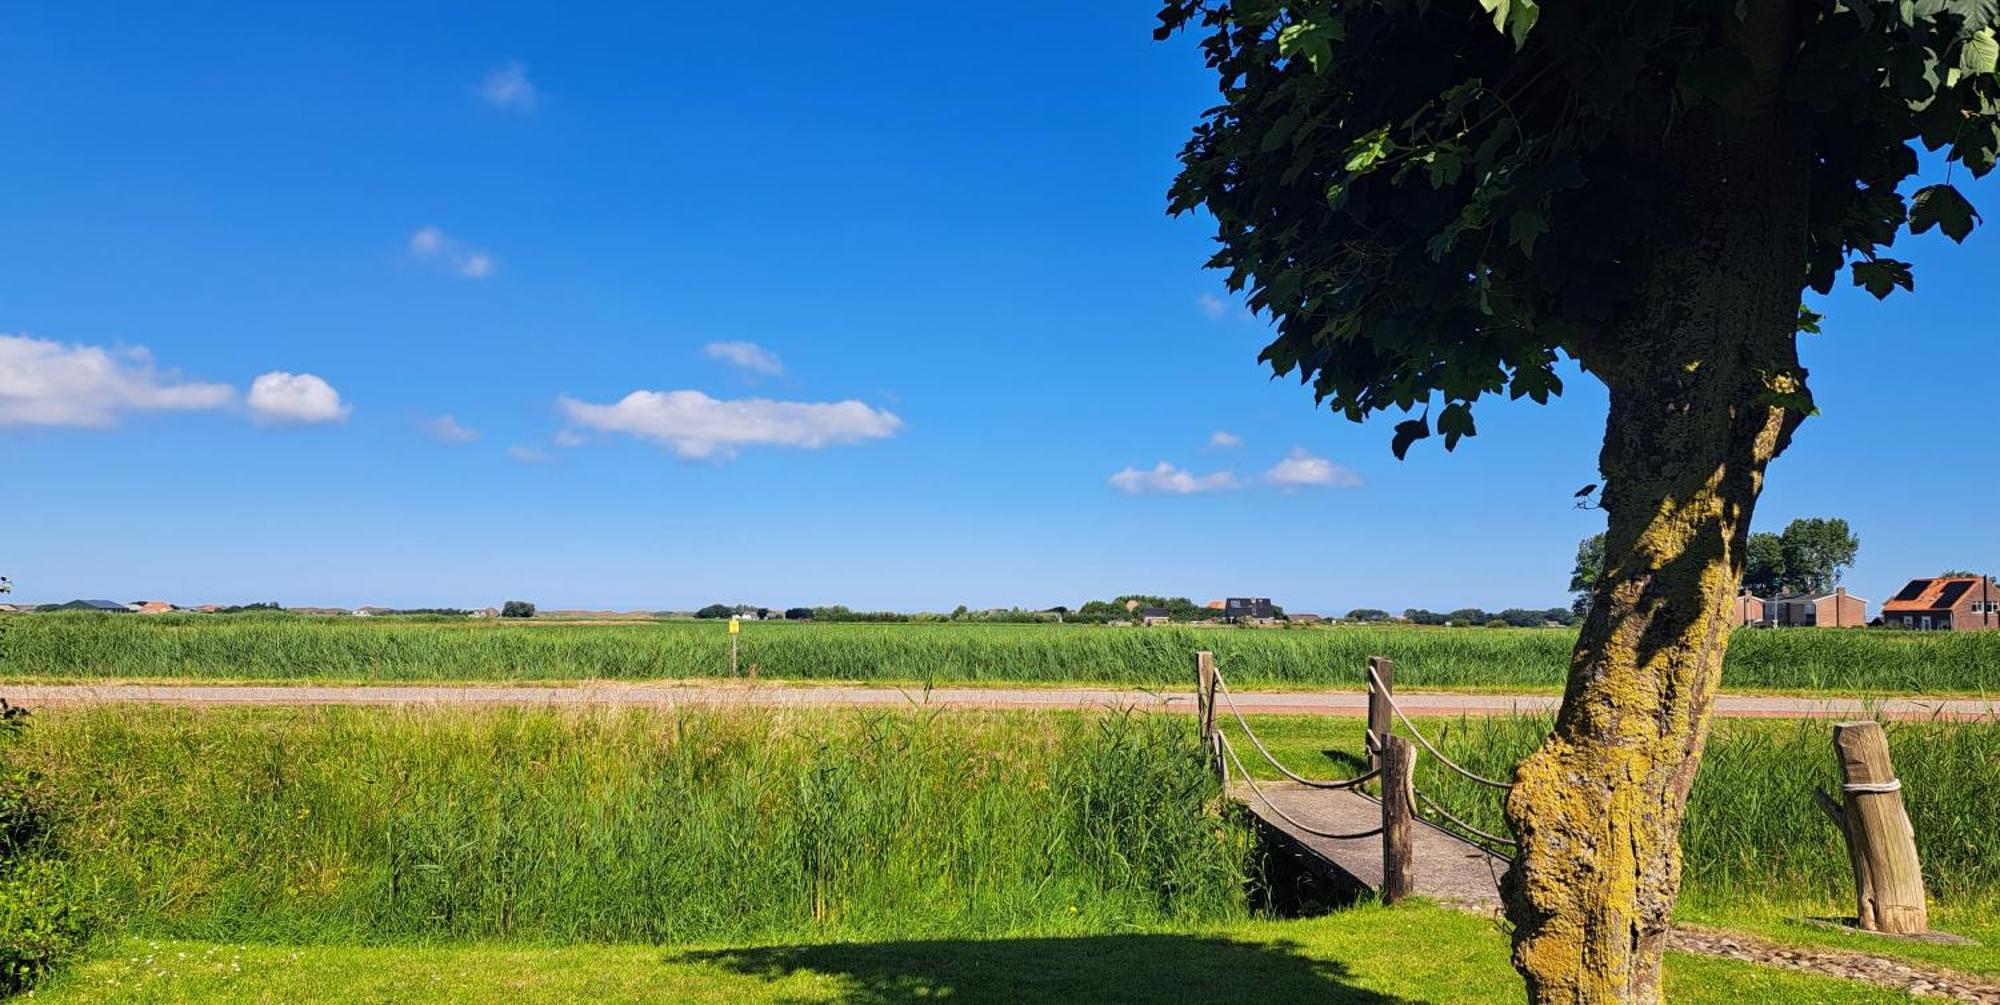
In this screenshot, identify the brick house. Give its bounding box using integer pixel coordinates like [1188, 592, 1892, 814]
[1766, 587, 1868, 628]
[1881, 575, 2000, 631]
[1728, 593, 1768, 628]
[1223, 597, 1276, 623]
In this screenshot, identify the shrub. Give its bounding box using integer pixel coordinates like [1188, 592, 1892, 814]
[500, 601, 536, 619]
[0, 704, 91, 994]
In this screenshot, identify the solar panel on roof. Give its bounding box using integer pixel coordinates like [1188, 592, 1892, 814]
[1936, 581, 1974, 609]
[1891, 580, 1931, 603]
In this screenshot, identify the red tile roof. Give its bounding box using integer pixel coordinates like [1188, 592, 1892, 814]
[1882, 577, 1994, 613]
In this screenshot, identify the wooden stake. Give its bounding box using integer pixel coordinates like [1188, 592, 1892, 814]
[1367, 656, 1394, 772]
[1380, 733, 1415, 905]
[1818, 721, 1928, 934]
[1194, 651, 1221, 780]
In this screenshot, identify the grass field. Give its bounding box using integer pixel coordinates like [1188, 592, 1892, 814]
[7, 611, 1998, 693]
[31, 909, 1912, 1004]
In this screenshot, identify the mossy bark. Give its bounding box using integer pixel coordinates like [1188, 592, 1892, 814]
[1501, 5, 1811, 1002]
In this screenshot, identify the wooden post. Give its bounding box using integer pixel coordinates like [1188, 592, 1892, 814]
[1194, 651, 1221, 780]
[1815, 721, 1927, 934]
[1366, 656, 1394, 772]
[1380, 733, 1415, 905]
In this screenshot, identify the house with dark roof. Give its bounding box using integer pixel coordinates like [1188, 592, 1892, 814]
[1766, 587, 1868, 628]
[1222, 597, 1275, 623]
[1138, 606, 1173, 627]
[48, 599, 133, 613]
[1881, 576, 1999, 631]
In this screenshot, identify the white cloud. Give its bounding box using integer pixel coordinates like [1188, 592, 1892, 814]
[408, 226, 495, 279]
[1209, 430, 1243, 448]
[422, 414, 477, 443]
[552, 428, 587, 448]
[703, 341, 784, 377]
[247, 372, 350, 425]
[1108, 462, 1239, 495]
[1196, 293, 1228, 320]
[0, 334, 235, 428]
[476, 62, 538, 112]
[1264, 447, 1363, 489]
[558, 389, 903, 460]
[507, 444, 555, 464]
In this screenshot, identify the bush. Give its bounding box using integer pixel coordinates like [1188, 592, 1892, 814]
[500, 601, 536, 619]
[1345, 608, 1391, 622]
[0, 704, 91, 994]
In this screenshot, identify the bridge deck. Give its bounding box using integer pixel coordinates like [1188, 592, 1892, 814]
[1231, 780, 1509, 911]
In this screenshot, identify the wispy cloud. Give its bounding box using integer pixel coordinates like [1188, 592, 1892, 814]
[0, 334, 235, 428]
[703, 341, 784, 377]
[421, 414, 478, 443]
[408, 226, 494, 279]
[507, 444, 555, 465]
[1264, 448, 1363, 489]
[247, 372, 350, 425]
[1209, 430, 1243, 448]
[552, 428, 587, 448]
[1196, 292, 1229, 321]
[475, 62, 538, 112]
[558, 389, 903, 460]
[1108, 462, 1240, 495]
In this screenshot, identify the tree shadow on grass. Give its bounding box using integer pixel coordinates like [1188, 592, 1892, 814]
[679, 931, 1418, 1005]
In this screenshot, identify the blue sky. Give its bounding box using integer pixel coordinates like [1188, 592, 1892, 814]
[1, 4, 1995, 614]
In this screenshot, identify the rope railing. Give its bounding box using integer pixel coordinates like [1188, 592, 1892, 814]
[1367, 665, 1516, 791]
[1213, 665, 1380, 791]
[1217, 732, 1384, 842]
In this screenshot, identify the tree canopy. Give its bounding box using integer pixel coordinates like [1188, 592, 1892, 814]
[1160, 0, 1998, 456]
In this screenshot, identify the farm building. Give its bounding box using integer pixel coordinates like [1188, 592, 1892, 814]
[47, 599, 133, 613]
[1765, 587, 1868, 628]
[1881, 575, 1999, 631]
[1223, 597, 1276, 623]
[1729, 593, 1767, 627]
[132, 600, 174, 615]
[1138, 606, 1172, 626]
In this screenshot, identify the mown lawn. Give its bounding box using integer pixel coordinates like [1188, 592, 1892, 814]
[35, 907, 1911, 1005]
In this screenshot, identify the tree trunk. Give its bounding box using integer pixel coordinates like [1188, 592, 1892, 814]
[1501, 6, 1812, 1003]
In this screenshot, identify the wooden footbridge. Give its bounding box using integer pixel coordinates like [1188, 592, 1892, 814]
[1193, 652, 1515, 911]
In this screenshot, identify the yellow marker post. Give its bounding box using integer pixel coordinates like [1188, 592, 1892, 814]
[728, 616, 740, 677]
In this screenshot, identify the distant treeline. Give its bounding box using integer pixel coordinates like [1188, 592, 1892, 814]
[1348, 607, 1579, 628]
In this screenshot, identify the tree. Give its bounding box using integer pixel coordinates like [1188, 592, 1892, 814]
[1345, 607, 1391, 622]
[1446, 607, 1492, 626]
[499, 601, 535, 619]
[1777, 517, 1860, 594]
[1742, 531, 1788, 597]
[693, 604, 734, 620]
[1568, 534, 1606, 617]
[1402, 608, 1447, 626]
[1160, 2, 1995, 998]
[784, 607, 813, 621]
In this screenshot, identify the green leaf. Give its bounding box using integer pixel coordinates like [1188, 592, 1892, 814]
[1910, 183, 1980, 241]
[1277, 20, 1338, 74]
[1851, 258, 1916, 298]
[1507, 209, 1549, 254]
[1390, 417, 1430, 460]
[1436, 402, 1478, 450]
[1796, 305, 1824, 335]
[1962, 28, 2000, 74]
[1342, 127, 1396, 173]
[1477, 0, 1540, 47]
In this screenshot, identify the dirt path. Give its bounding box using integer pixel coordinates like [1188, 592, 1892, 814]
[1, 682, 1993, 720]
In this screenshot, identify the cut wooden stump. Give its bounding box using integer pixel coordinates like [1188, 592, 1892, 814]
[1815, 720, 1928, 935]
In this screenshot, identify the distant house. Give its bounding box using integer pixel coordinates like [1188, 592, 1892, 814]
[193, 604, 222, 614]
[1881, 575, 1999, 632]
[133, 600, 175, 615]
[353, 606, 394, 617]
[1766, 587, 1868, 628]
[1139, 606, 1173, 627]
[1288, 613, 1324, 625]
[1223, 597, 1276, 623]
[470, 607, 500, 619]
[48, 599, 132, 613]
[1729, 593, 1768, 628]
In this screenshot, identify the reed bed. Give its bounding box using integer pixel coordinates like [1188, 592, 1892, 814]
[8, 613, 1995, 693]
[9, 705, 1253, 945]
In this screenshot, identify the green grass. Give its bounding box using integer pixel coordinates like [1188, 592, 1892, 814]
[8, 611, 1999, 693]
[11, 704, 1250, 945]
[32, 907, 1911, 1004]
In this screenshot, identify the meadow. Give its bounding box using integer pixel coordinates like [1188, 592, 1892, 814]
[7, 611, 1998, 693]
[4, 703, 1995, 1000]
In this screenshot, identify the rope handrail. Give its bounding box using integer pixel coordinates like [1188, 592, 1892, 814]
[1217, 733, 1384, 842]
[1415, 788, 1518, 850]
[1368, 665, 1515, 791]
[1212, 667, 1380, 791]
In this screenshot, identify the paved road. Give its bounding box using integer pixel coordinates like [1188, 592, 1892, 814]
[1, 683, 1993, 720]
